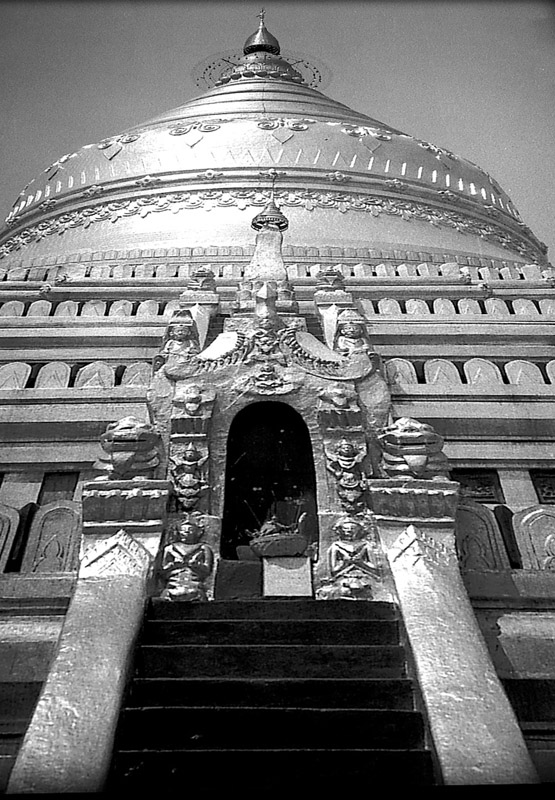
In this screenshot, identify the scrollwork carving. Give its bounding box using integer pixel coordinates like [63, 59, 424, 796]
[342, 125, 392, 141]
[1, 189, 546, 264]
[257, 118, 316, 131]
[168, 120, 228, 136]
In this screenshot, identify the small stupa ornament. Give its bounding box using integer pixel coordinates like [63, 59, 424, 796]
[245, 169, 288, 281]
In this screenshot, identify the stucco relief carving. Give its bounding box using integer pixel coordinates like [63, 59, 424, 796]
[512, 505, 555, 570]
[378, 417, 450, 480]
[168, 120, 229, 136]
[160, 516, 214, 601]
[316, 514, 384, 600]
[82, 482, 169, 525]
[171, 383, 216, 435]
[324, 438, 369, 514]
[169, 442, 209, 512]
[0, 503, 20, 572]
[159, 303, 379, 385]
[317, 384, 362, 429]
[154, 312, 201, 374]
[368, 479, 459, 521]
[93, 417, 161, 480]
[80, 529, 152, 578]
[22, 501, 81, 573]
[332, 308, 373, 357]
[0, 362, 31, 389]
[390, 524, 453, 569]
[341, 124, 392, 141]
[257, 118, 316, 131]
[1, 189, 545, 264]
[234, 363, 303, 396]
[455, 499, 511, 571]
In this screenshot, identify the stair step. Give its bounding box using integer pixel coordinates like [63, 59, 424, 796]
[142, 618, 399, 645]
[503, 678, 555, 723]
[110, 748, 435, 789]
[138, 644, 406, 679]
[128, 677, 415, 709]
[0, 682, 42, 718]
[118, 707, 425, 750]
[0, 753, 16, 794]
[148, 599, 398, 621]
[0, 719, 28, 736]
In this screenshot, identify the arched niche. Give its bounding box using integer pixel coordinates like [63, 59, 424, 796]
[221, 401, 318, 560]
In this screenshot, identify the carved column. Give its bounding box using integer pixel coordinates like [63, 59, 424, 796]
[368, 478, 539, 785]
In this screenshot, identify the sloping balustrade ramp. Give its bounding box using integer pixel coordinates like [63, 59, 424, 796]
[108, 599, 435, 790]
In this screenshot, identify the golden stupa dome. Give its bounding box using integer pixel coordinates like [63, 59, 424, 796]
[0, 17, 547, 266]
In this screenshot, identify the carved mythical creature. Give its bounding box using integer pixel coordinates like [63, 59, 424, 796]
[187, 267, 216, 292]
[325, 438, 369, 513]
[169, 443, 209, 510]
[325, 438, 367, 478]
[174, 383, 210, 416]
[160, 517, 214, 601]
[315, 268, 346, 293]
[318, 384, 362, 428]
[93, 416, 161, 479]
[246, 317, 287, 364]
[378, 417, 450, 479]
[172, 383, 216, 434]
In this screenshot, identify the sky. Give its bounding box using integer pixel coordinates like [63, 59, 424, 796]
[1, 0, 554, 260]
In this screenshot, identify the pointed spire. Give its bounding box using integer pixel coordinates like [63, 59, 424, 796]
[243, 9, 281, 55]
[251, 199, 289, 232]
[252, 169, 289, 231]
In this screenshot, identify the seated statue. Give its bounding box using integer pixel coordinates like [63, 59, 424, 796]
[154, 314, 200, 373]
[333, 309, 373, 357]
[247, 511, 311, 558]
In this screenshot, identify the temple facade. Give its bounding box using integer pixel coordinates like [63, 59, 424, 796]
[0, 15, 554, 790]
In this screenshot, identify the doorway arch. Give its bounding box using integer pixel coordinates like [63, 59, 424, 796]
[221, 401, 318, 559]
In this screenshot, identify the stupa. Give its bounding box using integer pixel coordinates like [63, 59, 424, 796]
[0, 12, 554, 792]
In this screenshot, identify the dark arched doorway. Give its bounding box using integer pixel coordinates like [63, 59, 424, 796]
[221, 401, 318, 559]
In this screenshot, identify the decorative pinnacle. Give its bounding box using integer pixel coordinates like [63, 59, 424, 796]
[252, 170, 288, 231]
[243, 10, 280, 55]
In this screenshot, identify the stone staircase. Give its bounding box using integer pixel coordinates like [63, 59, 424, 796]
[0, 590, 70, 792]
[109, 599, 436, 790]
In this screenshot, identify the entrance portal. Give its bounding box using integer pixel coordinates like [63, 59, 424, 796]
[221, 401, 318, 559]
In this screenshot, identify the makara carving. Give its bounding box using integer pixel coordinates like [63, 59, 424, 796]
[378, 417, 450, 480]
[93, 416, 161, 479]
